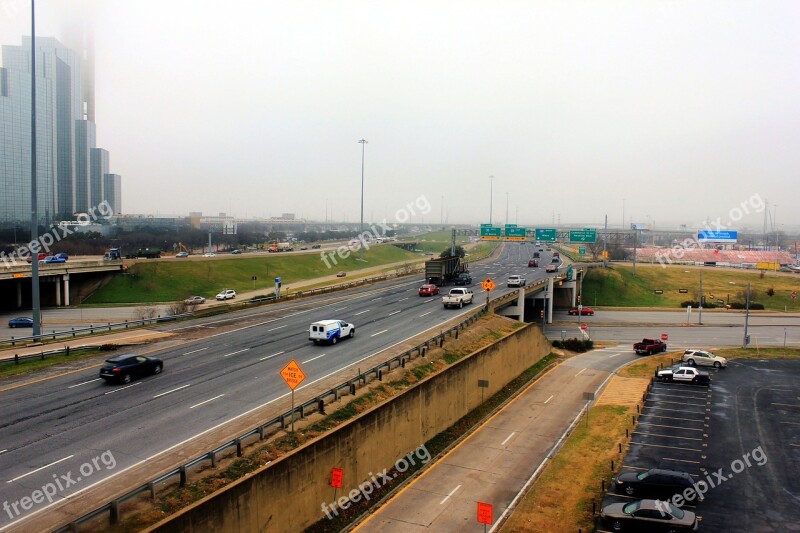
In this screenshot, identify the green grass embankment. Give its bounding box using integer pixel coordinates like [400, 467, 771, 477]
[86, 245, 419, 304]
[583, 264, 800, 311]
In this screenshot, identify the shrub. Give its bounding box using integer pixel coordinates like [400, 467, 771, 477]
[679, 300, 717, 309]
[552, 338, 594, 352]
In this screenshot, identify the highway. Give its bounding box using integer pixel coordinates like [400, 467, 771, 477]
[0, 242, 555, 530]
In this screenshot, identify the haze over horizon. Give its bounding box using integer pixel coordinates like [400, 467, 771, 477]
[2, 1, 799, 232]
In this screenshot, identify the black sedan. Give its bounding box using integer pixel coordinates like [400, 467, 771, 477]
[99, 355, 163, 384]
[615, 468, 702, 502]
[8, 317, 34, 328]
[600, 499, 698, 532]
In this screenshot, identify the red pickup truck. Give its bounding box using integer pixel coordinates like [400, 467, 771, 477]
[633, 338, 667, 355]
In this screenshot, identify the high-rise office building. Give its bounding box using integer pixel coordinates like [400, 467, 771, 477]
[0, 37, 121, 228]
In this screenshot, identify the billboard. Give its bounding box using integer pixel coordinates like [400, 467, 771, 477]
[697, 230, 738, 243]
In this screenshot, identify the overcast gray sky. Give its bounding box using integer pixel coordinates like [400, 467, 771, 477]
[2, 0, 799, 231]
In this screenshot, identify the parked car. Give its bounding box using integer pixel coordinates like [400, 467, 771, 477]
[599, 499, 699, 532]
[545, 265, 557, 273]
[41, 256, 66, 264]
[99, 355, 163, 384]
[8, 317, 34, 328]
[216, 289, 236, 300]
[568, 307, 594, 316]
[175, 251, 189, 258]
[682, 349, 727, 368]
[418, 284, 440, 296]
[615, 468, 704, 502]
[527, 259, 538, 267]
[656, 365, 711, 385]
[184, 296, 206, 305]
[309, 320, 355, 345]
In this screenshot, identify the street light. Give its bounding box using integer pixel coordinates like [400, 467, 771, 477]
[358, 138, 367, 261]
[489, 175, 494, 225]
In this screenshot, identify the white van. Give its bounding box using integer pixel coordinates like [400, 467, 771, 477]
[309, 320, 355, 345]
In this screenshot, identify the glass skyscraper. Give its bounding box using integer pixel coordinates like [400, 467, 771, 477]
[0, 37, 122, 228]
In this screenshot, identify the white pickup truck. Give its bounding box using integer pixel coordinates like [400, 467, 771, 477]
[442, 288, 474, 309]
[507, 275, 526, 287]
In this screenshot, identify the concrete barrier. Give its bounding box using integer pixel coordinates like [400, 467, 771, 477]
[147, 323, 550, 532]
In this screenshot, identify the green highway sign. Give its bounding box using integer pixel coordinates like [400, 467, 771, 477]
[505, 226, 526, 240]
[480, 226, 502, 240]
[535, 228, 557, 242]
[579, 246, 586, 254]
[569, 229, 597, 243]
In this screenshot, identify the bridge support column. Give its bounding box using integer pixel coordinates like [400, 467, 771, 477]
[63, 274, 70, 306]
[55, 277, 62, 306]
[17, 283, 22, 308]
[547, 277, 554, 324]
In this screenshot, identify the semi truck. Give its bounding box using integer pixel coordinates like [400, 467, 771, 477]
[268, 242, 294, 252]
[125, 247, 162, 259]
[425, 256, 469, 286]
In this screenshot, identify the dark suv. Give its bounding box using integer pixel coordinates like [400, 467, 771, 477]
[615, 468, 702, 501]
[452, 273, 472, 285]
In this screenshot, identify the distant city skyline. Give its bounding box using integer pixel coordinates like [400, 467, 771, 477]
[1, 2, 798, 230]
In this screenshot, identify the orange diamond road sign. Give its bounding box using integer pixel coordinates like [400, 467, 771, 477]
[280, 359, 306, 390]
[482, 278, 496, 292]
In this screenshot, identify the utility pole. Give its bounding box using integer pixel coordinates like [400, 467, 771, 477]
[698, 271, 703, 324]
[358, 138, 367, 261]
[603, 214, 608, 267]
[30, 0, 42, 339]
[489, 176, 494, 225]
[632, 228, 637, 277]
[743, 283, 751, 348]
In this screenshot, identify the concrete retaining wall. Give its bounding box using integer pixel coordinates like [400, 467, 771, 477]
[148, 322, 551, 532]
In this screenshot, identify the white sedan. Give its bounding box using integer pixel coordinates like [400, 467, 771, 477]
[682, 349, 727, 368]
[216, 289, 236, 300]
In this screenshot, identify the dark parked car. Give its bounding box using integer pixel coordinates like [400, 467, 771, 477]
[600, 499, 698, 532]
[99, 355, 163, 384]
[8, 317, 34, 328]
[615, 468, 702, 502]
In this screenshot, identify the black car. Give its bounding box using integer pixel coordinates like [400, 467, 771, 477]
[99, 355, 163, 384]
[600, 499, 698, 532]
[615, 468, 702, 502]
[452, 273, 472, 285]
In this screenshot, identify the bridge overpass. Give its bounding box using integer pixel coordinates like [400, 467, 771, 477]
[491, 267, 589, 323]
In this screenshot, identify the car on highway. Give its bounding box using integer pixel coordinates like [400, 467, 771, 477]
[8, 317, 34, 328]
[551, 256, 559, 263]
[41, 255, 66, 264]
[184, 295, 206, 305]
[615, 468, 703, 502]
[175, 251, 189, 258]
[231, 249, 242, 254]
[336, 271, 347, 277]
[507, 274, 526, 287]
[545, 265, 557, 273]
[527, 259, 538, 267]
[682, 349, 727, 368]
[634, 338, 667, 355]
[26, 252, 48, 263]
[203, 252, 216, 257]
[418, 284, 440, 296]
[599, 499, 699, 532]
[99, 355, 163, 384]
[567, 307, 594, 315]
[311, 244, 322, 249]
[452, 272, 472, 285]
[216, 289, 236, 300]
[309, 319, 355, 344]
[54, 252, 69, 260]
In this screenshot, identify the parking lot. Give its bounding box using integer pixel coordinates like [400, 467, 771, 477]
[599, 359, 800, 531]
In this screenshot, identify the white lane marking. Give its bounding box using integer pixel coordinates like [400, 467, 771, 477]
[354, 310, 370, 316]
[371, 330, 389, 337]
[104, 382, 142, 395]
[575, 368, 586, 377]
[267, 325, 287, 332]
[371, 297, 383, 301]
[398, 297, 409, 301]
[424, 298, 437, 303]
[440, 484, 462, 505]
[189, 394, 225, 409]
[0, 450, 6, 455]
[420, 311, 433, 317]
[68, 378, 102, 389]
[260, 351, 285, 361]
[184, 347, 208, 355]
[153, 384, 191, 399]
[608, 353, 620, 358]
[6, 455, 74, 483]
[771, 403, 800, 408]
[501, 432, 516, 446]
[223, 348, 250, 358]
[302, 354, 327, 364]
[544, 394, 554, 404]
[388, 310, 401, 316]
[333, 307, 347, 311]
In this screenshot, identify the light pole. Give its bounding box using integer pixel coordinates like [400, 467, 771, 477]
[743, 282, 751, 348]
[30, 0, 42, 339]
[358, 138, 367, 261]
[698, 271, 703, 324]
[489, 175, 494, 225]
[505, 192, 509, 226]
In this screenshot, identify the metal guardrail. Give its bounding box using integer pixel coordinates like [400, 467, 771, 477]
[0, 313, 194, 353]
[54, 305, 490, 532]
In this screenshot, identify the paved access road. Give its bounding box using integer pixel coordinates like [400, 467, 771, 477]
[353, 345, 637, 531]
[0, 243, 559, 531]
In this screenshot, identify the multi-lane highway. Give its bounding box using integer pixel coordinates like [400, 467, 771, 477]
[0, 242, 557, 530]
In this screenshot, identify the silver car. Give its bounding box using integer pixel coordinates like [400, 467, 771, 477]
[682, 349, 727, 368]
